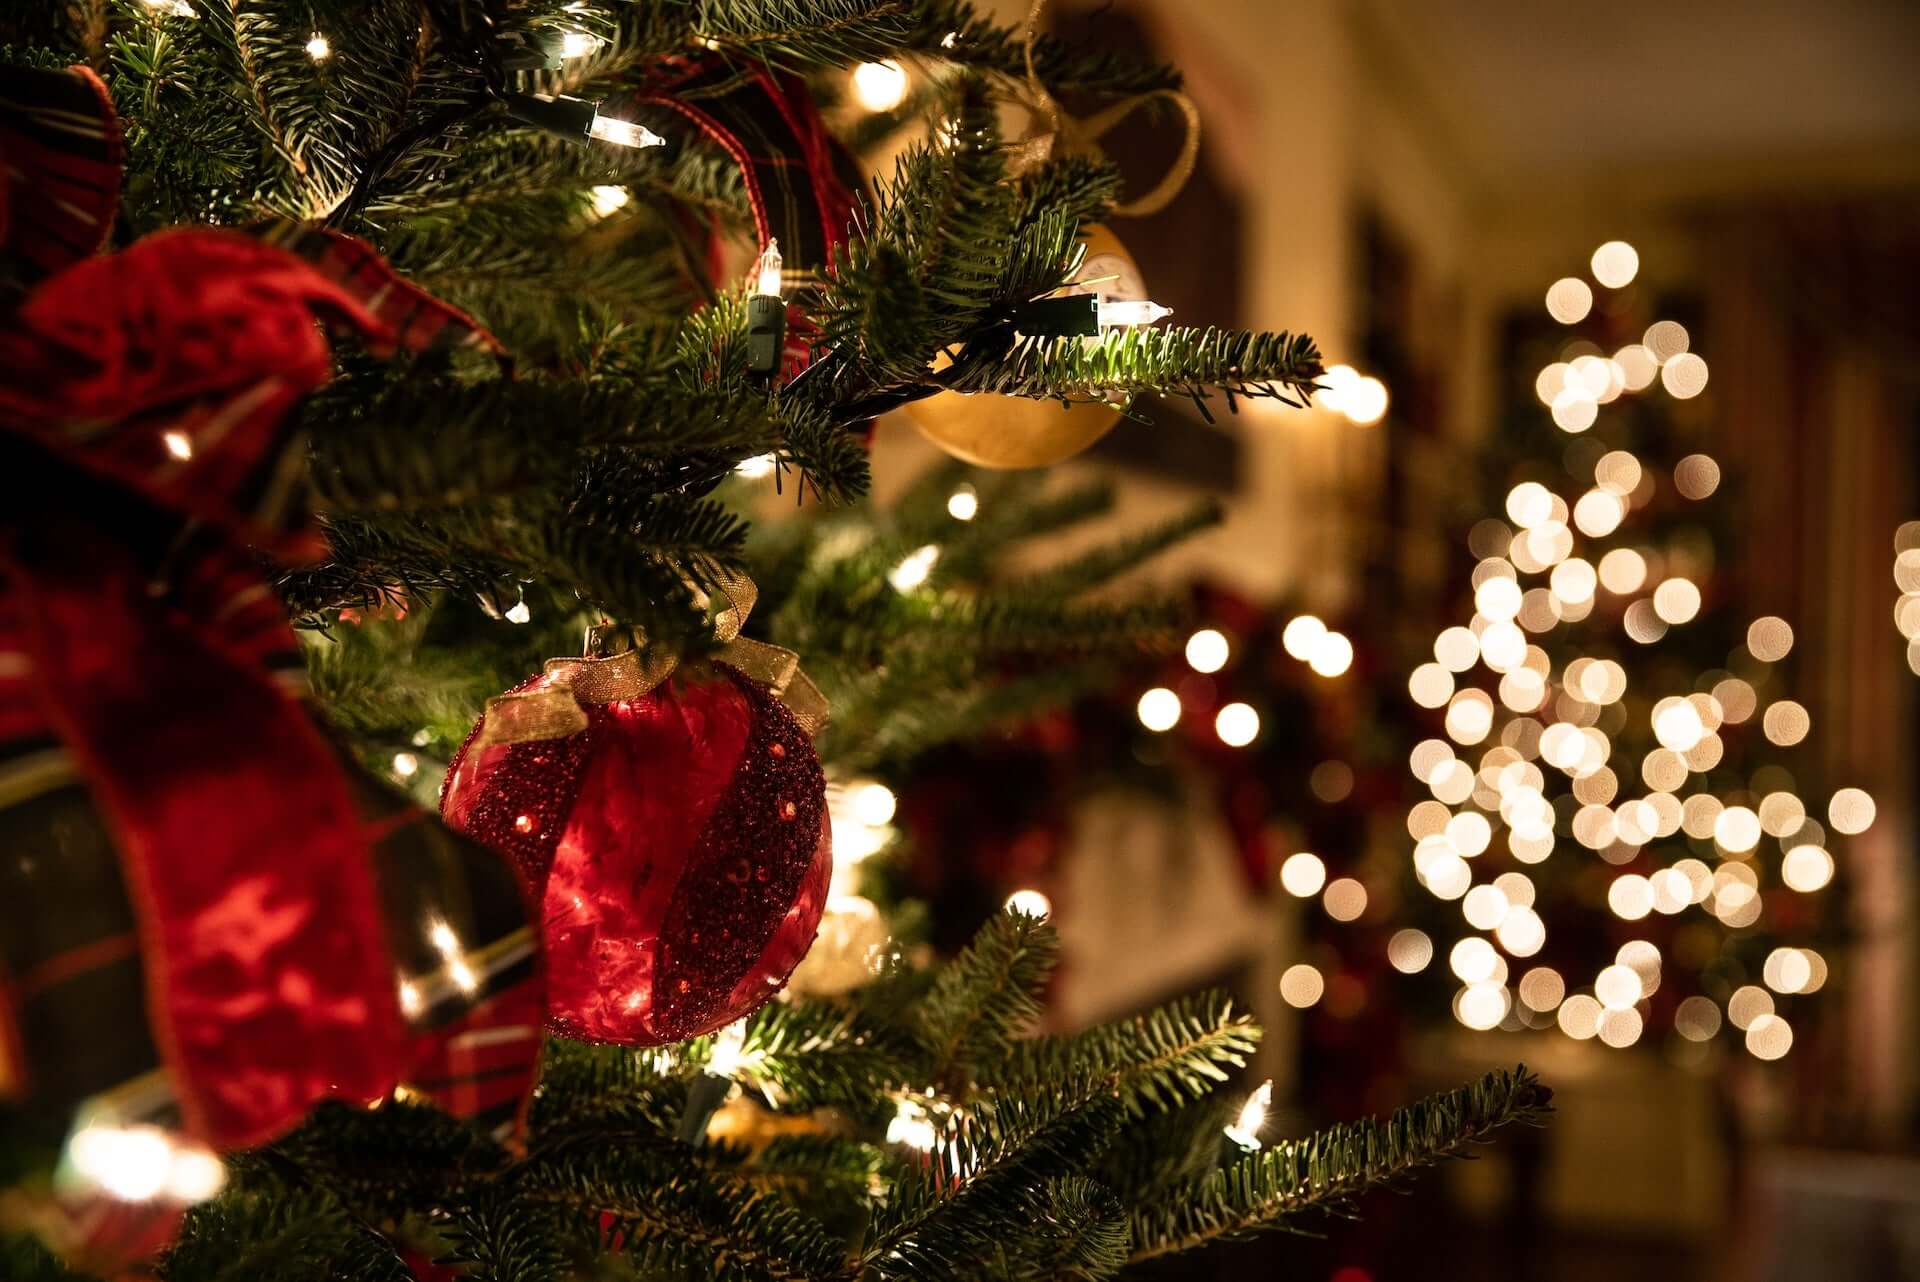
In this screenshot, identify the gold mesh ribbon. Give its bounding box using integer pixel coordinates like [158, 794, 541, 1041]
[474, 570, 828, 747]
[1014, 0, 1201, 217]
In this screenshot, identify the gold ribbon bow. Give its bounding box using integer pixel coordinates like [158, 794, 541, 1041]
[474, 570, 829, 748]
[1011, 0, 1202, 218]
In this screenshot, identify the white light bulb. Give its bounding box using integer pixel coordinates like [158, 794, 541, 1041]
[735, 453, 777, 479]
[589, 184, 630, 217]
[1215, 702, 1260, 747]
[704, 1020, 747, 1078]
[753, 237, 784, 298]
[1185, 628, 1229, 673]
[1096, 299, 1173, 328]
[560, 30, 602, 58]
[888, 544, 940, 592]
[946, 485, 978, 521]
[1136, 686, 1181, 732]
[305, 32, 331, 60]
[163, 430, 194, 460]
[392, 752, 419, 779]
[1342, 376, 1389, 425]
[588, 110, 665, 149]
[1223, 1079, 1272, 1151]
[504, 598, 532, 624]
[851, 782, 897, 827]
[1006, 888, 1052, 917]
[851, 60, 910, 113]
[887, 1099, 938, 1150]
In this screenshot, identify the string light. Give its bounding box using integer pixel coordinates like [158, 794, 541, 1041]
[1590, 240, 1639, 288]
[735, 453, 777, 479]
[504, 597, 532, 624]
[1316, 365, 1390, 424]
[1097, 299, 1175, 328]
[704, 1020, 747, 1078]
[1545, 278, 1593, 324]
[1280, 852, 1327, 898]
[305, 32, 331, 60]
[1136, 687, 1181, 732]
[392, 752, 419, 779]
[589, 184, 630, 217]
[1282, 615, 1327, 660]
[1185, 628, 1229, 673]
[163, 430, 194, 460]
[946, 484, 978, 521]
[1215, 702, 1260, 747]
[66, 1122, 228, 1203]
[888, 544, 940, 591]
[887, 1098, 938, 1150]
[1005, 888, 1052, 917]
[1223, 1080, 1273, 1150]
[1279, 963, 1324, 1008]
[560, 30, 602, 58]
[851, 60, 910, 112]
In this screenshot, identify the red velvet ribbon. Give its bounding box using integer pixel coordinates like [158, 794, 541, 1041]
[0, 218, 506, 1148]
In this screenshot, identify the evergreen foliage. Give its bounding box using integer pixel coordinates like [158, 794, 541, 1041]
[126, 913, 1546, 1281]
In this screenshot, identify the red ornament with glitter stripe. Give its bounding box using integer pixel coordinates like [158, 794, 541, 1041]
[442, 662, 830, 1046]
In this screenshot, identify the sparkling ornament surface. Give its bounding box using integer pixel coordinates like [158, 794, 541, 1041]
[443, 663, 830, 1045]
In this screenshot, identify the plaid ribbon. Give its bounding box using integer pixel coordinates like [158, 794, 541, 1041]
[0, 65, 539, 1154]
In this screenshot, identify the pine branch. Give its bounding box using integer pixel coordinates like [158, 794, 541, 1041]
[981, 991, 1258, 1119]
[915, 909, 1056, 1082]
[728, 1000, 918, 1112]
[1127, 1067, 1554, 1264]
[692, 0, 917, 70]
[903, 3, 1183, 97]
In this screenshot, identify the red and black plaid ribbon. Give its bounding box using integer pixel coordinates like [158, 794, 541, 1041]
[0, 66, 539, 1153]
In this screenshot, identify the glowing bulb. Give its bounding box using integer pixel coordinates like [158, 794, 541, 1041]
[446, 956, 479, 994]
[705, 1020, 747, 1078]
[588, 110, 666, 149]
[67, 1124, 174, 1201]
[504, 598, 532, 624]
[1215, 702, 1260, 747]
[1282, 615, 1326, 660]
[1590, 240, 1639, 288]
[888, 544, 940, 591]
[164, 1146, 227, 1202]
[142, 0, 198, 14]
[1223, 1080, 1272, 1150]
[753, 237, 784, 298]
[162, 430, 193, 460]
[1097, 299, 1174, 327]
[851, 59, 910, 112]
[1279, 852, 1326, 898]
[427, 918, 461, 959]
[852, 782, 897, 827]
[1388, 929, 1434, 973]
[1342, 376, 1390, 425]
[589, 184, 630, 216]
[305, 32, 331, 60]
[947, 485, 978, 520]
[887, 1099, 937, 1150]
[1136, 687, 1181, 732]
[560, 30, 602, 58]
[735, 453, 777, 479]
[1595, 964, 1641, 1010]
[1185, 628, 1230, 673]
[1279, 964, 1324, 1008]
[1309, 631, 1354, 677]
[1005, 888, 1052, 917]
[1545, 277, 1593, 324]
[392, 752, 419, 779]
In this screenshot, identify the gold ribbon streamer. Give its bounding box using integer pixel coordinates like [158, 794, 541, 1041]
[1015, 0, 1201, 218]
[474, 570, 828, 747]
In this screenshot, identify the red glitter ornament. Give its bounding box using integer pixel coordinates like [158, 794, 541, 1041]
[443, 659, 830, 1045]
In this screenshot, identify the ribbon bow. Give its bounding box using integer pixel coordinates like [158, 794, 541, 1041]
[475, 570, 828, 748]
[1011, 0, 1202, 217]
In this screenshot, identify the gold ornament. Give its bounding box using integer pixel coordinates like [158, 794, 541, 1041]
[904, 224, 1148, 469]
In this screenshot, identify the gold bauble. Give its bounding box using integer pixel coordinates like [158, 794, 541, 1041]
[904, 224, 1146, 470]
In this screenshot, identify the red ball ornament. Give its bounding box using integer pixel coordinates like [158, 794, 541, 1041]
[443, 660, 830, 1045]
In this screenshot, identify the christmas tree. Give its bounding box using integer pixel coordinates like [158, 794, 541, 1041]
[0, 4, 1546, 1278]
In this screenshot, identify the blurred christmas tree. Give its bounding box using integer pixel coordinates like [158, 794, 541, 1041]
[0, 3, 1547, 1278]
[1337, 242, 1860, 1064]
